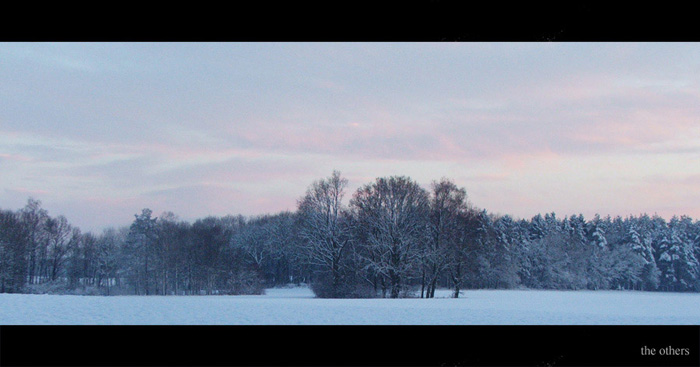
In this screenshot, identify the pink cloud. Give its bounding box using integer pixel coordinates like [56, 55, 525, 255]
[460, 172, 511, 182]
[0, 153, 32, 162]
[6, 187, 49, 196]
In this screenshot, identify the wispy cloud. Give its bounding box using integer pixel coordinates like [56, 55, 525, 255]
[3, 42, 700, 231]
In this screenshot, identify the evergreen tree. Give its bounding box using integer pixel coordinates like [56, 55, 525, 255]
[125, 209, 158, 295]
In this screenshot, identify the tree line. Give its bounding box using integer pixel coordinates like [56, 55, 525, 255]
[1, 171, 699, 297]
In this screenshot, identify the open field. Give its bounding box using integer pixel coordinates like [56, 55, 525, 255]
[0, 287, 698, 325]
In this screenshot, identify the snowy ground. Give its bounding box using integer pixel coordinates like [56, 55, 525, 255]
[0, 287, 698, 325]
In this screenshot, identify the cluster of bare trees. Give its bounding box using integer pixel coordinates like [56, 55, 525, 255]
[297, 171, 483, 298]
[109, 210, 309, 295]
[2, 171, 699, 297]
[0, 199, 81, 293]
[0, 202, 303, 295]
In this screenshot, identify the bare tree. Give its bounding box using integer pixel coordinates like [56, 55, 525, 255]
[19, 198, 48, 284]
[445, 208, 482, 298]
[234, 216, 272, 273]
[422, 178, 469, 298]
[96, 228, 123, 295]
[0, 209, 28, 293]
[297, 171, 353, 298]
[66, 231, 99, 289]
[351, 176, 430, 298]
[44, 215, 73, 282]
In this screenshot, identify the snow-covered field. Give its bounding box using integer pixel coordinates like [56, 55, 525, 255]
[1, 287, 698, 325]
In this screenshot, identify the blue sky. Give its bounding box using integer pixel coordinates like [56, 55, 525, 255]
[2, 43, 700, 232]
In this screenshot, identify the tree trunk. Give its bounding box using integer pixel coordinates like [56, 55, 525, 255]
[429, 277, 438, 298]
[331, 260, 340, 298]
[452, 263, 462, 298]
[389, 268, 401, 298]
[380, 277, 387, 298]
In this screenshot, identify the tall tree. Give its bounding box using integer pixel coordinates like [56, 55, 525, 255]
[423, 178, 469, 298]
[446, 207, 481, 297]
[351, 176, 430, 298]
[0, 209, 28, 293]
[19, 198, 48, 284]
[125, 209, 158, 295]
[96, 228, 124, 295]
[190, 217, 231, 295]
[297, 171, 353, 298]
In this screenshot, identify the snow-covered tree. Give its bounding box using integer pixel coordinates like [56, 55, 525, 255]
[446, 207, 481, 297]
[297, 171, 354, 298]
[96, 228, 124, 295]
[44, 215, 74, 282]
[659, 217, 700, 292]
[587, 215, 608, 250]
[488, 214, 521, 288]
[422, 178, 469, 298]
[19, 198, 48, 284]
[125, 209, 158, 295]
[351, 176, 430, 298]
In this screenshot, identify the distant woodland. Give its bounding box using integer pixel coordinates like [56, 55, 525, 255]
[1, 171, 699, 297]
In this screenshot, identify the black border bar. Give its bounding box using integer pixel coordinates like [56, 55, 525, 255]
[3, 3, 700, 42]
[1, 326, 698, 366]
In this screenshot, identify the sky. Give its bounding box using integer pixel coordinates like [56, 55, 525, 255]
[1, 42, 700, 232]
